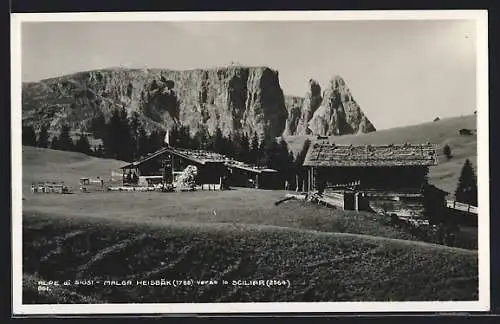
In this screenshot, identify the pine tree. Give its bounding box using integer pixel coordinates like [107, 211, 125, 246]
[250, 132, 260, 165]
[273, 138, 293, 183]
[50, 136, 59, 150]
[259, 134, 278, 168]
[103, 109, 120, 158]
[90, 113, 106, 139]
[455, 159, 478, 206]
[240, 133, 250, 162]
[223, 134, 235, 157]
[212, 128, 225, 154]
[75, 133, 92, 155]
[22, 125, 37, 146]
[37, 124, 50, 148]
[129, 111, 141, 138]
[58, 125, 74, 151]
[148, 130, 165, 152]
[102, 108, 134, 161]
[194, 127, 210, 150]
[137, 126, 149, 158]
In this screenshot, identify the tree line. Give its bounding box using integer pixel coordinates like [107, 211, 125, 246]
[22, 110, 479, 206]
[22, 108, 305, 186]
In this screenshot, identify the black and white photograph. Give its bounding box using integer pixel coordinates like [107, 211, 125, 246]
[11, 10, 489, 314]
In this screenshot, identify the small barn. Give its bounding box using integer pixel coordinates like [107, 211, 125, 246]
[302, 142, 446, 217]
[120, 146, 229, 188]
[225, 162, 281, 189]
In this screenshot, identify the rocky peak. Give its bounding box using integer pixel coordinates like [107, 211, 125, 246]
[282, 76, 375, 136]
[308, 76, 376, 136]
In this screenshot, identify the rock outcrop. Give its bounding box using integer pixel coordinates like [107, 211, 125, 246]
[283, 95, 304, 136]
[283, 76, 375, 136]
[22, 66, 288, 139]
[296, 79, 323, 135]
[308, 76, 376, 136]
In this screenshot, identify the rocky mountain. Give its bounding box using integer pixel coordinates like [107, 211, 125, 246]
[22, 66, 288, 139]
[283, 76, 376, 136]
[22, 66, 376, 140]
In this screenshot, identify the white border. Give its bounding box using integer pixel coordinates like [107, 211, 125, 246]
[11, 10, 490, 315]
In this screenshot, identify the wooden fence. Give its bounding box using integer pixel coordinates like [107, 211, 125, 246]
[446, 200, 478, 215]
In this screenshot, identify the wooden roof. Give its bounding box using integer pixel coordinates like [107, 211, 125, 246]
[303, 143, 438, 167]
[121, 146, 279, 174]
[226, 161, 279, 174]
[121, 146, 227, 169]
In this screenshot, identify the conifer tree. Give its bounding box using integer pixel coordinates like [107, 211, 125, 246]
[75, 133, 92, 155]
[455, 159, 478, 206]
[37, 124, 50, 148]
[22, 125, 37, 146]
[250, 132, 260, 165]
[58, 124, 74, 151]
[194, 127, 210, 150]
[136, 126, 149, 158]
[103, 109, 121, 158]
[90, 113, 106, 139]
[50, 136, 59, 150]
[240, 133, 251, 162]
[259, 133, 278, 168]
[212, 128, 225, 154]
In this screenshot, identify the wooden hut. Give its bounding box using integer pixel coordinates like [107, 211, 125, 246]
[225, 162, 281, 189]
[302, 142, 445, 217]
[120, 146, 228, 189]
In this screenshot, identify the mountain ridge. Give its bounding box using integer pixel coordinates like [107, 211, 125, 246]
[22, 66, 376, 140]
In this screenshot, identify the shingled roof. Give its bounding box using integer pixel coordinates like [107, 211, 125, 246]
[121, 146, 227, 169]
[303, 143, 438, 167]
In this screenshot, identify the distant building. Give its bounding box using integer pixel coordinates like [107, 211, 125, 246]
[302, 142, 447, 218]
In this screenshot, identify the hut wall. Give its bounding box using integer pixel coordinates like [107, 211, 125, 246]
[313, 166, 429, 191]
[197, 163, 228, 185]
[227, 168, 256, 188]
[138, 157, 165, 176]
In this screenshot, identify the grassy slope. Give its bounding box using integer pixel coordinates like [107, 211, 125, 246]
[21, 146, 428, 243]
[21, 145, 478, 303]
[22, 146, 125, 192]
[284, 115, 477, 197]
[23, 212, 478, 303]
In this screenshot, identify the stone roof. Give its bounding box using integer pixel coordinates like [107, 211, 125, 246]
[303, 143, 438, 167]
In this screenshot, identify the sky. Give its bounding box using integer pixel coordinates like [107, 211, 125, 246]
[21, 19, 477, 130]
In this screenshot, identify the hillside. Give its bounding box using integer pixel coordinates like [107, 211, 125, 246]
[285, 115, 477, 197]
[23, 211, 478, 303]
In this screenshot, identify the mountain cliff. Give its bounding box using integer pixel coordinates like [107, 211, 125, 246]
[22, 66, 288, 138]
[283, 76, 375, 136]
[22, 67, 375, 140]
